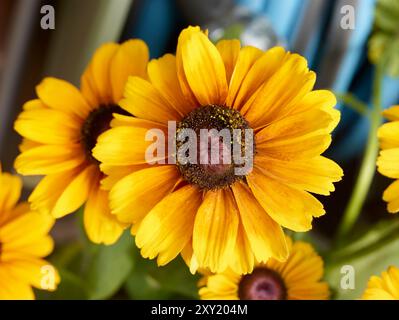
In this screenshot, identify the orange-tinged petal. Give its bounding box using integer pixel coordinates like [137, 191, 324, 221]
[36, 77, 91, 120]
[232, 182, 288, 263]
[148, 53, 195, 117]
[254, 156, 343, 195]
[14, 108, 82, 145]
[179, 27, 228, 105]
[228, 46, 284, 109]
[14, 144, 85, 175]
[247, 167, 325, 231]
[0, 171, 22, 214]
[81, 43, 119, 105]
[110, 165, 180, 223]
[93, 126, 167, 166]
[84, 185, 125, 245]
[193, 189, 239, 272]
[215, 39, 241, 84]
[110, 39, 149, 102]
[120, 76, 181, 124]
[136, 185, 202, 266]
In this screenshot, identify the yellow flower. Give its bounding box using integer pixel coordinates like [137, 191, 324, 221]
[377, 105, 399, 213]
[199, 237, 329, 300]
[362, 266, 399, 300]
[14, 40, 149, 244]
[0, 165, 59, 299]
[93, 26, 343, 273]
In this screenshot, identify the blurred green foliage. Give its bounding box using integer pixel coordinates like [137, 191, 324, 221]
[369, 0, 399, 77]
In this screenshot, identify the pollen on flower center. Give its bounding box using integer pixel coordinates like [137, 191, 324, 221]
[81, 105, 129, 164]
[176, 105, 253, 190]
[238, 267, 287, 300]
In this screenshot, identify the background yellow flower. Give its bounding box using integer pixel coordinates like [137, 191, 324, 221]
[0, 165, 59, 299]
[14, 40, 149, 245]
[362, 265, 399, 299]
[199, 237, 329, 300]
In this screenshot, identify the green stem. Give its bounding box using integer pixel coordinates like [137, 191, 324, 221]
[336, 93, 369, 116]
[335, 60, 385, 242]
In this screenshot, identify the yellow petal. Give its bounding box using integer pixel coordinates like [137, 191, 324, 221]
[135, 185, 202, 266]
[110, 165, 180, 223]
[0, 171, 22, 214]
[179, 27, 228, 105]
[120, 76, 181, 124]
[176, 26, 201, 107]
[28, 166, 83, 215]
[51, 165, 97, 218]
[14, 144, 85, 175]
[93, 125, 166, 166]
[242, 53, 315, 128]
[377, 148, 399, 178]
[247, 168, 325, 231]
[216, 39, 241, 84]
[148, 53, 195, 117]
[378, 121, 399, 150]
[256, 133, 332, 161]
[254, 156, 343, 195]
[0, 210, 54, 245]
[81, 43, 119, 105]
[36, 77, 91, 119]
[229, 223, 255, 275]
[232, 182, 288, 263]
[110, 39, 149, 102]
[0, 268, 35, 300]
[14, 108, 82, 145]
[382, 180, 399, 213]
[193, 189, 239, 272]
[228, 46, 284, 109]
[84, 186, 125, 245]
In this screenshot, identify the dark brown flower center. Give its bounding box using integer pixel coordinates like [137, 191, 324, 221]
[176, 105, 254, 190]
[238, 267, 287, 300]
[81, 104, 129, 164]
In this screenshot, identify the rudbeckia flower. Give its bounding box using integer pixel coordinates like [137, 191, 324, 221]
[14, 40, 149, 244]
[377, 105, 399, 213]
[198, 237, 329, 300]
[93, 26, 343, 273]
[0, 165, 59, 299]
[362, 266, 399, 300]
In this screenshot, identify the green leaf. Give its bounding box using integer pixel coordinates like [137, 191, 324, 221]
[125, 248, 200, 300]
[84, 231, 135, 299]
[325, 218, 399, 299]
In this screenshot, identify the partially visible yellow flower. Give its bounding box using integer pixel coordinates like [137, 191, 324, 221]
[0, 165, 59, 299]
[362, 266, 399, 300]
[93, 26, 343, 273]
[14, 40, 149, 244]
[198, 237, 329, 300]
[377, 105, 399, 213]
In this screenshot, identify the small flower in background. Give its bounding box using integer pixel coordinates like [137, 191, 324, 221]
[198, 237, 329, 300]
[377, 105, 399, 213]
[362, 266, 399, 300]
[0, 164, 59, 299]
[13, 40, 149, 245]
[93, 26, 343, 274]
